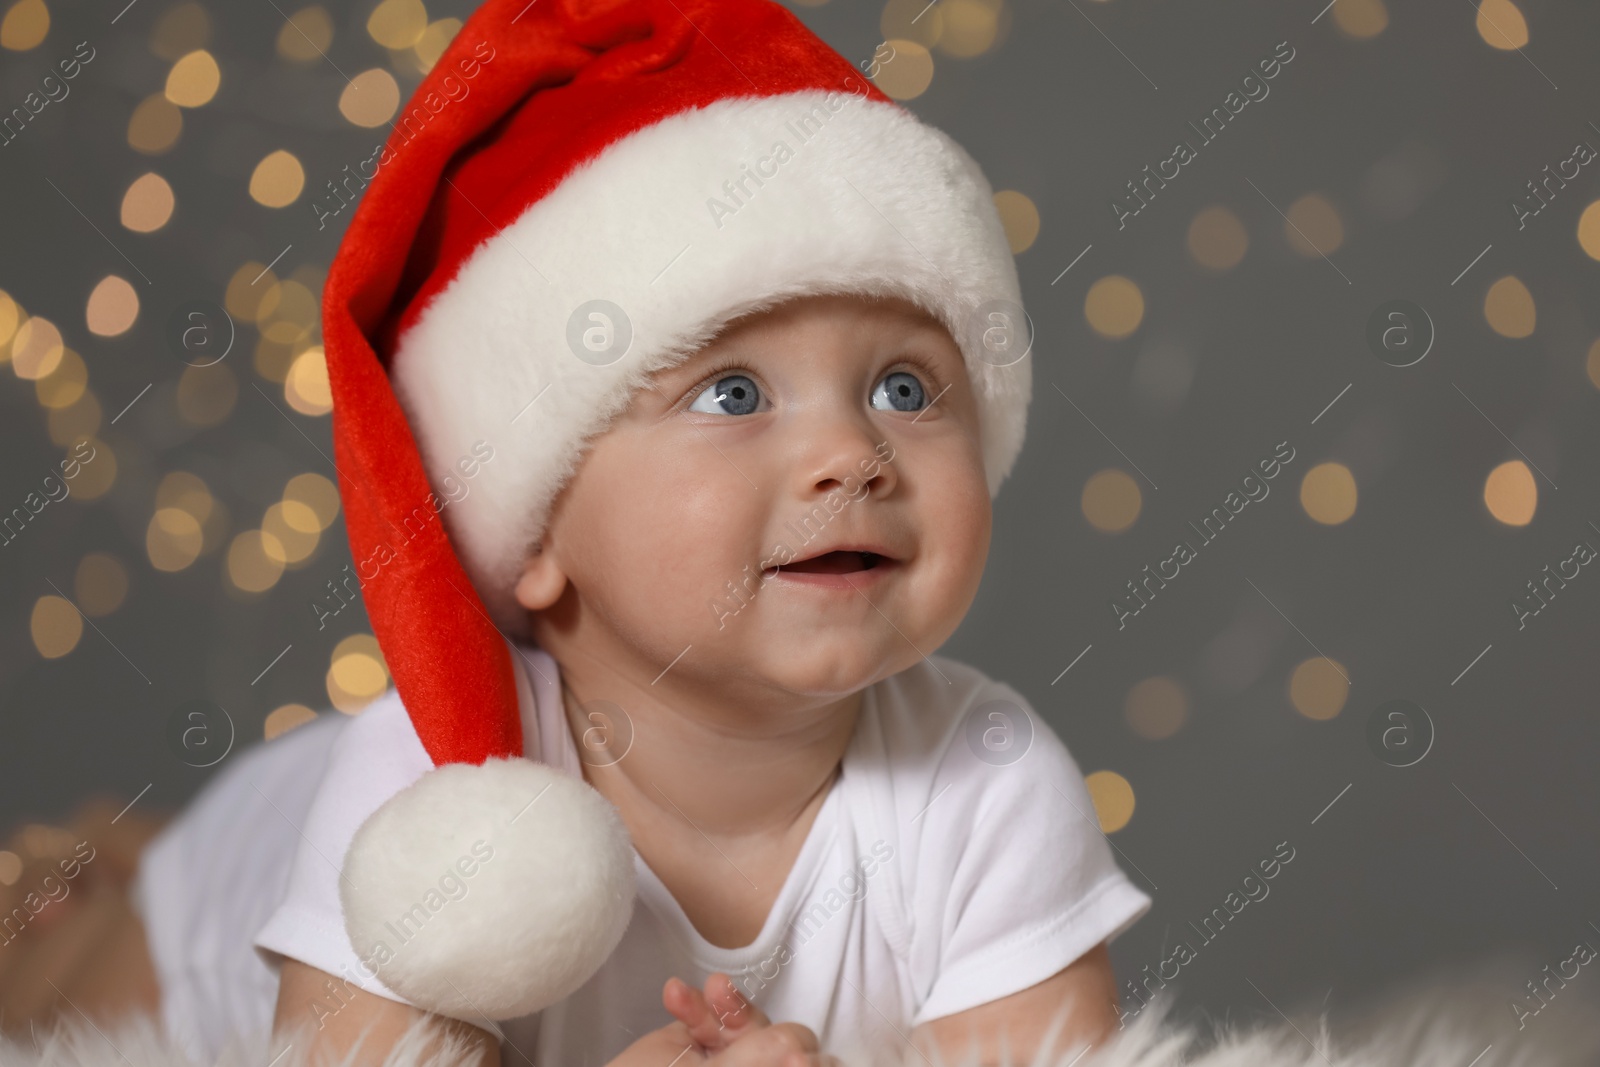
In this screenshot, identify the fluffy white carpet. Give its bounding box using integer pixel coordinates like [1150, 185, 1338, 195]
[7, 957, 1597, 1067]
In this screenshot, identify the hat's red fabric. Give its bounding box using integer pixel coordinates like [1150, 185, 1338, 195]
[320, 0, 894, 771]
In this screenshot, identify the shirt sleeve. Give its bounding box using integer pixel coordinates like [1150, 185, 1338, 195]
[251, 691, 435, 1007]
[907, 677, 1153, 1027]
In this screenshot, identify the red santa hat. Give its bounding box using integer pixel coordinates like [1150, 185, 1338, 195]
[321, 0, 1032, 1023]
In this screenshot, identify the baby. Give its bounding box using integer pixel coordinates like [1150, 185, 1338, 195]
[228, 285, 1144, 1067]
[9, 0, 1155, 1064]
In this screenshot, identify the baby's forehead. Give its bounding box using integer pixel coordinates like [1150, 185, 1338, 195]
[751, 289, 942, 323]
[702, 291, 955, 351]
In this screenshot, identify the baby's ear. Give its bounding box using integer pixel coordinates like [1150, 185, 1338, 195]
[514, 542, 567, 611]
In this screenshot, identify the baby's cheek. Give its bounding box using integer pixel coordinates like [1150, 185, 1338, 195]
[919, 461, 992, 614]
[611, 476, 754, 600]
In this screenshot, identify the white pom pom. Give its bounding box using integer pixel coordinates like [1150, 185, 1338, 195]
[341, 757, 635, 1022]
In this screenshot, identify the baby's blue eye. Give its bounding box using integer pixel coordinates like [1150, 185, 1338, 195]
[689, 374, 763, 416]
[871, 371, 926, 413]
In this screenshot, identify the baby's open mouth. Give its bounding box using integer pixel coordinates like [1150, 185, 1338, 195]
[776, 550, 887, 575]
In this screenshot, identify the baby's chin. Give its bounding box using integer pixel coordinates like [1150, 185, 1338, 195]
[705, 621, 930, 699]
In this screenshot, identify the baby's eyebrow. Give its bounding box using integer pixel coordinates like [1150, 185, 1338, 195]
[656, 344, 735, 382]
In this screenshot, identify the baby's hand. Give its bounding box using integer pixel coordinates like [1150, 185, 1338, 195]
[663, 972, 767, 1051]
[662, 972, 841, 1067]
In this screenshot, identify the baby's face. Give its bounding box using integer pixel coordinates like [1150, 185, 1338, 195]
[518, 292, 992, 700]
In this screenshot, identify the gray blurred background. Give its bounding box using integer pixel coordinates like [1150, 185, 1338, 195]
[2, 0, 1598, 1050]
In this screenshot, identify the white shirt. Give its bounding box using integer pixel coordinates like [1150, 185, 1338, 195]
[134, 642, 1152, 1066]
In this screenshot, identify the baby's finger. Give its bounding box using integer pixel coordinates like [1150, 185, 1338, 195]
[663, 976, 728, 1049]
[704, 972, 771, 1036]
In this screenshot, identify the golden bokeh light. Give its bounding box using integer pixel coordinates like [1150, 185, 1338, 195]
[881, 0, 942, 48]
[128, 94, 183, 154]
[935, 0, 1006, 58]
[262, 500, 320, 565]
[413, 18, 461, 72]
[31, 596, 82, 660]
[1299, 462, 1357, 525]
[49, 390, 101, 446]
[334, 633, 385, 664]
[1332, 0, 1387, 38]
[0, 0, 48, 51]
[34, 347, 86, 409]
[165, 49, 220, 107]
[121, 172, 175, 232]
[154, 470, 229, 555]
[1476, 0, 1529, 50]
[277, 5, 333, 62]
[367, 0, 428, 49]
[285, 472, 340, 530]
[249, 150, 305, 208]
[252, 284, 284, 331]
[327, 634, 390, 713]
[255, 335, 301, 384]
[67, 438, 115, 500]
[86, 275, 139, 337]
[1084, 770, 1136, 833]
[227, 530, 286, 593]
[157, 470, 214, 524]
[1284, 193, 1344, 256]
[15, 826, 75, 856]
[1483, 275, 1535, 338]
[147, 507, 204, 572]
[149, 1, 210, 60]
[1483, 460, 1537, 526]
[1081, 468, 1142, 533]
[340, 68, 400, 128]
[1187, 204, 1248, 271]
[0, 289, 19, 351]
[11, 314, 63, 380]
[225, 261, 277, 322]
[871, 38, 933, 100]
[175, 363, 238, 426]
[1576, 201, 1600, 261]
[285, 345, 333, 415]
[1587, 338, 1600, 391]
[0, 852, 20, 886]
[260, 279, 317, 343]
[993, 190, 1039, 255]
[1289, 657, 1348, 720]
[294, 252, 327, 288]
[1084, 274, 1144, 339]
[76, 552, 128, 616]
[1124, 676, 1188, 740]
[265, 703, 319, 740]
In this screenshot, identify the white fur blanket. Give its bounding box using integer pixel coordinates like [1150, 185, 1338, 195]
[8, 957, 1597, 1067]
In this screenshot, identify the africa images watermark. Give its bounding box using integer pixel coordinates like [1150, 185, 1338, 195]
[708, 441, 897, 630]
[732, 839, 896, 1003]
[308, 839, 496, 1030]
[0, 439, 100, 548]
[0, 39, 97, 149]
[1510, 519, 1597, 631]
[1509, 126, 1596, 231]
[310, 38, 497, 232]
[1510, 924, 1598, 1032]
[311, 440, 497, 629]
[0, 838, 97, 948]
[1111, 39, 1296, 230]
[1117, 839, 1297, 1030]
[1112, 440, 1297, 630]
[705, 42, 897, 231]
